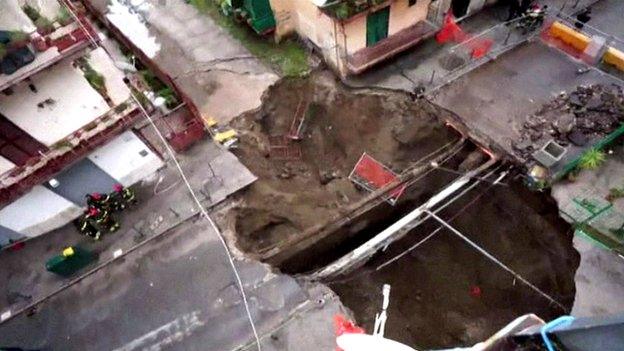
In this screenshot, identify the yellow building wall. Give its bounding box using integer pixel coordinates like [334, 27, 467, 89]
[271, 0, 344, 72]
[343, 0, 431, 55]
[389, 0, 431, 35]
[268, 0, 442, 75]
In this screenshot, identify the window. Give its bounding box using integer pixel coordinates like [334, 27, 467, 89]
[408, 0, 417, 6]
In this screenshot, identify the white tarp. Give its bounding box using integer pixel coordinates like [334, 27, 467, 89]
[23, 0, 63, 21]
[0, 185, 82, 237]
[0, 0, 36, 32]
[106, 0, 161, 58]
[0, 60, 109, 146]
[88, 130, 163, 186]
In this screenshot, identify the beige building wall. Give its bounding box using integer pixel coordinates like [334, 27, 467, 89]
[389, 0, 431, 35]
[270, 0, 496, 76]
[270, 0, 344, 73]
[342, 0, 432, 56]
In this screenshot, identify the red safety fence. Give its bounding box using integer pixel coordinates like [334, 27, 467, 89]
[436, 12, 494, 59]
[349, 153, 406, 205]
[436, 12, 468, 43]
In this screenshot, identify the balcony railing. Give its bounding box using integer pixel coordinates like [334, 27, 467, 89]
[347, 20, 438, 74]
[0, 17, 97, 91]
[0, 99, 140, 205]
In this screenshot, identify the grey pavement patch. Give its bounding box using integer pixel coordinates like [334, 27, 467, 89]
[344, 0, 603, 94]
[431, 40, 621, 157]
[92, 0, 279, 123]
[45, 158, 118, 205]
[0, 139, 256, 318]
[571, 236, 624, 317]
[0, 221, 345, 351]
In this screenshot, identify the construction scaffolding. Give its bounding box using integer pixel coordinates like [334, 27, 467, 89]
[269, 135, 302, 160]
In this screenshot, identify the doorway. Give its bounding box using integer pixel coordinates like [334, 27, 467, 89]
[366, 6, 390, 47]
[451, 0, 471, 17]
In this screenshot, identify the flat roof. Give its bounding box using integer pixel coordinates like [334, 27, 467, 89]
[0, 58, 110, 146]
[0, 3, 96, 91]
[0, 0, 36, 32]
[87, 47, 130, 105]
[0, 185, 82, 237]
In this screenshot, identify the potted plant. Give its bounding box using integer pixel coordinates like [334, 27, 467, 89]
[22, 5, 41, 22]
[8, 31, 30, 49]
[35, 17, 55, 35]
[0, 43, 7, 61]
[56, 7, 73, 26]
[579, 148, 606, 170]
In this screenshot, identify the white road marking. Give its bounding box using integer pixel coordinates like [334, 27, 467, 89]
[113, 310, 205, 351]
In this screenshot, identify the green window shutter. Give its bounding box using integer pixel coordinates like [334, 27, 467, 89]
[243, 0, 276, 33]
[366, 6, 390, 47]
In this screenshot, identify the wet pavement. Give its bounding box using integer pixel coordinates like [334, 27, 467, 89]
[344, 0, 601, 93]
[0, 139, 256, 317]
[431, 40, 622, 158]
[0, 219, 346, 350]
[87, 0, 279, 124]
[571, 236, 624, 317]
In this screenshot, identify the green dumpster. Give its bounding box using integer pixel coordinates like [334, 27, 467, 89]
[45, 246, 95, 277]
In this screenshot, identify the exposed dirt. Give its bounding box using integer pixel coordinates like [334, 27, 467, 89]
[228, 70, 579, 348]
[230, 71, 456, 255]
[327, 181, 579, 349]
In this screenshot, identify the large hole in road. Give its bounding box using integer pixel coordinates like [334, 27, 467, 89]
[228, 72, 580, 348]
[325, 181, 579, 349]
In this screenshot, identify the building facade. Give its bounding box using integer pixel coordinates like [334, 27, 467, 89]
[267, 0, 496, 76]
[0, 0, 164, 244]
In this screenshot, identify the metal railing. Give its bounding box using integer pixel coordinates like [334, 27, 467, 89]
[551, 10, 624, 53]
[426, 15, 539, 92]
[0, 99, 138, 190]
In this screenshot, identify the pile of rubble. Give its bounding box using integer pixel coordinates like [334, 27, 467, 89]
[513, 84, 624, 160]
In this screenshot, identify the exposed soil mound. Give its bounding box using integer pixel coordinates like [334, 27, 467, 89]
[230, 71, 456, 254]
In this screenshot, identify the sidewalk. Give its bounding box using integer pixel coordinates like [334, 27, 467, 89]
[0, 137, 256, 319]
[86, 0, 279, 124]
[344, 0, 600, 93]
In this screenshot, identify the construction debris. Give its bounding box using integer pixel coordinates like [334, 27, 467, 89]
[513, 84, 624, 160]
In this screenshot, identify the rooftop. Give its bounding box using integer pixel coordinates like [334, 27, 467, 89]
[0, 56, 109, 147]
[0, 0, 98, 91]
[320, 0, 393, 20]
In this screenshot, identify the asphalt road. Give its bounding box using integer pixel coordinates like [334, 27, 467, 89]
[0, 218, 342, 350]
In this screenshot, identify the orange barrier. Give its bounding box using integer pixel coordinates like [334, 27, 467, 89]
[548, 21, 590, 52]
[603, 47, 624, 72]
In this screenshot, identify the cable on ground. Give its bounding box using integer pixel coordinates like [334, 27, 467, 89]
[131, 95, 263, 350]
[426, 210, 568, 312]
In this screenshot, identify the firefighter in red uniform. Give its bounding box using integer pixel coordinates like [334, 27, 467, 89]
[92, 207, 120, 233]
[112, 184, 137, 208]
[79, 208, 102, 240]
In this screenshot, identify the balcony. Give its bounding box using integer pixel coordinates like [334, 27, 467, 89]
[347, 20, 438, 74]
[0, 17, 98, 91]
[0, 99, 140, 205]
